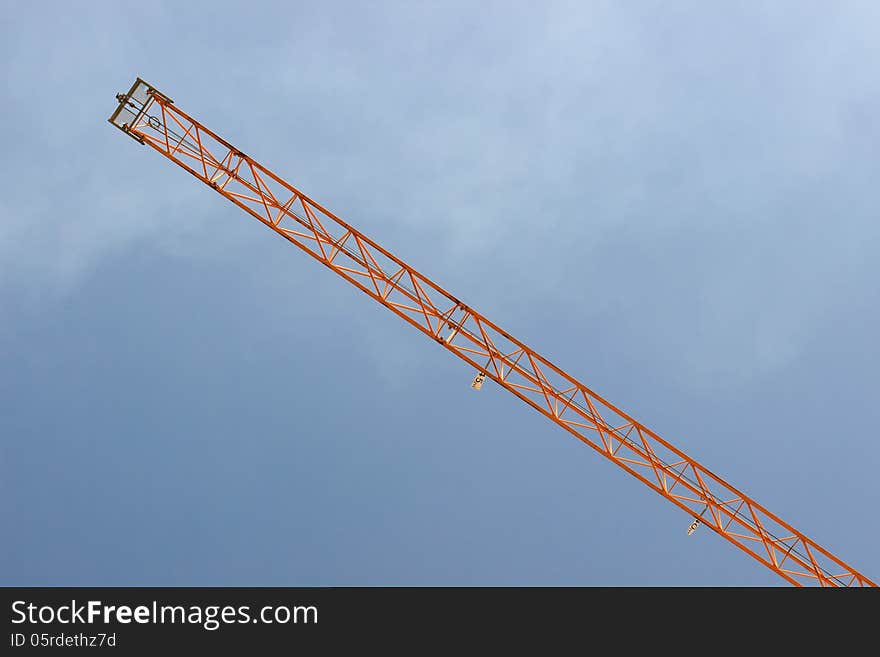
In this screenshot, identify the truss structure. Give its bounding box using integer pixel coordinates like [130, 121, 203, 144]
[109, 78, 876, 587]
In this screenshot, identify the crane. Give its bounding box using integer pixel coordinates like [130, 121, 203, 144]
[108, 77, 876, 587]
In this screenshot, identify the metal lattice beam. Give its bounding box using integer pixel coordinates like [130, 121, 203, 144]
[108, 78, 876, 587]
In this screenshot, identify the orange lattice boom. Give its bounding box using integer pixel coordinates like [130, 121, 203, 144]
[108, 78, 876, 587]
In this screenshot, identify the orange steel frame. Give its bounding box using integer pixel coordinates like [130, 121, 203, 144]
[109, 78, 875, 587]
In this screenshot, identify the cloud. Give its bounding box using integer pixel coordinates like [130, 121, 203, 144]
[1, 1, 878, 390]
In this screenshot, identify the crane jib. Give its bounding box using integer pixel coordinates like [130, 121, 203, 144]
[108, 77, 876, 588]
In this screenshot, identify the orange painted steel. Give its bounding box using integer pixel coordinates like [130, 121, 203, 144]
[109, 78, 876, 587]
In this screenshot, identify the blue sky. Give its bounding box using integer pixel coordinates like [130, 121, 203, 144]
[2, 1, 878, 585]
